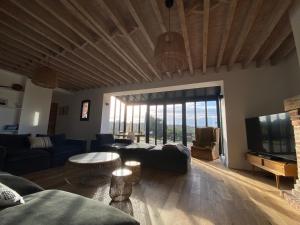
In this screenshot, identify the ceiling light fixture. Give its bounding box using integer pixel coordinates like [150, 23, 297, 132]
[154, 0, 186, 75]
[32, 66, 57, 89]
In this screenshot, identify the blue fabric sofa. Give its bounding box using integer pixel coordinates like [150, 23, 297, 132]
[0, 134, 87, 175]
[0, 134, 50, 175]
[90, 134, 132, 152]
[38, 134, 87, 167]
[90, 134, 190, 173]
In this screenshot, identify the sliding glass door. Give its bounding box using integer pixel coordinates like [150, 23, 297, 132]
[186, 102, 196, 147]
[149, 105, 156, 144]
[148, 105, 164, 145]
[109, 96, 220, 146]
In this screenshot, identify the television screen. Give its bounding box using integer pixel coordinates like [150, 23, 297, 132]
[245, 113, 295, 156]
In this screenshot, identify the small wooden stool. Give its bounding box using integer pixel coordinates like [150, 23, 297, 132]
[125, 161, 141, 184]
[109, 168, 132, 201]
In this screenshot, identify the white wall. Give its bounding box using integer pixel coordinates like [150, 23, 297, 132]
[53, 89, 103, 142]
[18, 80, 53, 135]
[53, 57, 300, 169]
[0, 69, 26, 132]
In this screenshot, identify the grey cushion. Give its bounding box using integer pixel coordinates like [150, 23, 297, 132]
[0, 173, 44, 196]
[0, 190, 139, 225]
[0, 182, 24, 208]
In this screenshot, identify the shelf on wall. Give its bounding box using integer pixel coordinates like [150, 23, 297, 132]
[0, 105, 22, 110]
[0, 86, 24, 93]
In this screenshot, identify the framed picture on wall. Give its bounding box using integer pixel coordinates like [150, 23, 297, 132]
[80, 100, 90, 121]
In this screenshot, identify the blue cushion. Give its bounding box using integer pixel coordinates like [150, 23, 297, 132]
[96, 134, 115, 145]
[53, 145, 82, 155]
[50, 134, 66, 146]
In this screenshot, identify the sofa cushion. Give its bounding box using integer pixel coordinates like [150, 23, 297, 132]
[0, 190, 139, 225]
[50, 134, 66, 146]
[53, 145, 82, 155]
[0, 173, 44, 196]
[0, 134, 31, 151]
[6, 149, 49, 162]
[0, 182, 24, 208]
[29, 137, 53, 149]
[96, 134, 115, 145]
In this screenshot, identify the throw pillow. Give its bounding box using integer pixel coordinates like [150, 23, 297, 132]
[29, 137, 53, 149]
[0, 182, 24, 207]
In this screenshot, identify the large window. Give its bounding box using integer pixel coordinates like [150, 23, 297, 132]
[133, 105, 140, 133]
[149, 105, 156, 144]
[207, 100, 218, 127]
[139, 105, 147, 142]
[166, 105, 174, 142]
[174, 104, 183, 142]
[186, 102, 196, 147]
[196, 101, 206, 127]
[109, 96, 220, 146]
[126, 105, 133, 133]
[156, 105, 164, 144]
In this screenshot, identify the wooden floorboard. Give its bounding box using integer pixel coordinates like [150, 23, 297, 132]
[24, 159, 300, 225]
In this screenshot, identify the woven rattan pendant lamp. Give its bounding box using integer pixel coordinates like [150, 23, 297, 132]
[154, 0, 186, 75]
[32, 66, 57, 89]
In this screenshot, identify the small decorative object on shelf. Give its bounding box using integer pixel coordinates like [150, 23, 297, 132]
[125, 161, 141, 184]
[109, 168, 132, 202]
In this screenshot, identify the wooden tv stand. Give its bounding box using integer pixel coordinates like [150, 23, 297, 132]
[246, 153, 297, 189]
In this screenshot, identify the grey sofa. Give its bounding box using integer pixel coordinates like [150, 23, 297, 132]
[0, 172, 139, 225]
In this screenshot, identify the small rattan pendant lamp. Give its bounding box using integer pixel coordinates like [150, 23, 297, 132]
[154, 0, 186, 75]
[32, 66, 57, 89]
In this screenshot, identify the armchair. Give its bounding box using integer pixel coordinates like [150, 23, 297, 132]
[191, 127, 220, 161]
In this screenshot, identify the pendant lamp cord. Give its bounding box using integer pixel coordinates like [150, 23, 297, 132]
[168, 6, 170, 33]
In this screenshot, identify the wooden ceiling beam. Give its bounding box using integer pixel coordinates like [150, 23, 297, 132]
[63, 0, 152, 82]
[8, 0, 122, 86]
[270, 34, 296, 65]
[37, 0, 137, 84]
[11, 0, 83, 46]
[100, 0, 162, 81]
[0, 1, 112, 87]
[126, 0, 154, 51]
[0, 55, 80, 90]
[243, 0, 292, 67]
[150, 0, 167, 33]
[177, 0, 194, 75]
[0, 5, 118, 86]
[215, 0, 238, 72]
[257, 30, 292, 67]
[0, 37, 97, 89]
[0, 27, 106, 88]
[202, 0, 210, 74]
[0, 44, 88, 89]
[125, 0, 171, 79]
[228, 0, 263, 70]
[0, 1, 73, 50]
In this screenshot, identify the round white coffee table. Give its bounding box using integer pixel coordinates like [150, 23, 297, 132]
[65, 152, 121, 185]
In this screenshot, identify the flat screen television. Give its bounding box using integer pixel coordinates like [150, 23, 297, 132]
[245, 112, 296, 162]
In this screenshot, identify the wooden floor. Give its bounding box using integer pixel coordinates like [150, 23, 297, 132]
[24, 159, 300, 225]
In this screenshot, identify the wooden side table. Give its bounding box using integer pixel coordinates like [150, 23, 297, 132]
[109, 168, 132, 202]
[125, 161, 141, 184]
